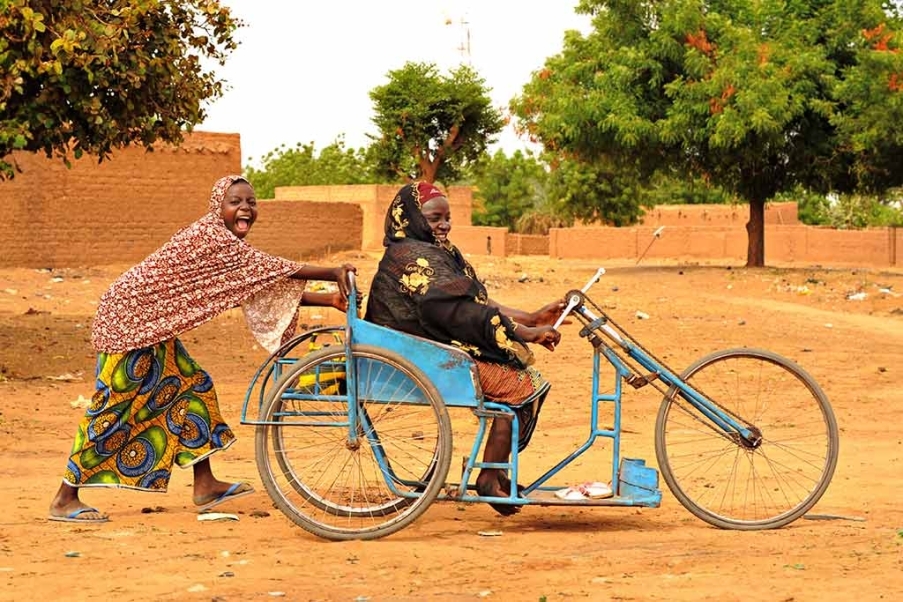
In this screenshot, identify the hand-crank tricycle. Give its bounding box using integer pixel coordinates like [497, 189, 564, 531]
[241, 269, 838, 540]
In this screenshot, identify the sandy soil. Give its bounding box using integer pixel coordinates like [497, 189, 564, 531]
[1, 252, 902, 601]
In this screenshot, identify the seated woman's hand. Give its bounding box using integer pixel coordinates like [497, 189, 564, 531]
[531, 299, 570, 327]
[519, 324, 561, 351]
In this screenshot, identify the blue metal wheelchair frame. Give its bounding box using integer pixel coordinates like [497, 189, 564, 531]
[241, 276, 757, 511]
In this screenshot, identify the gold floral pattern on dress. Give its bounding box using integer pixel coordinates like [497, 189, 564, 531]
[491, 314, 534, 366]
[491, 315, 516, 352]
[390, 196, 409, 238]
[399, 257, 434, 296]
[450, 340, 481, 356]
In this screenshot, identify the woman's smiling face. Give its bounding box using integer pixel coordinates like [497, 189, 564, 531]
[420, 195, 451, 243]
[221, 181, 258, 239]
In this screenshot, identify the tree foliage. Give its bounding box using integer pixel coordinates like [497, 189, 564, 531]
[544, 155, 652, 226]
[642, 172, 735, 206]
[0, 0, 242, 178]
[470, 148, 729, 232]
[511, 0, 903, 266]
[244, 137, 379, 198]
[368, 62, 505, 184]
[470, 150, 549, 230]
[785, 186, 903, 228]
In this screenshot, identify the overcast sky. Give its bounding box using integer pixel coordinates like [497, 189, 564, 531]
[199, 1, 592, 167]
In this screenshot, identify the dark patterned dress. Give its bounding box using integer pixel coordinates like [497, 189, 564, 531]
[365, 182, 547, 407]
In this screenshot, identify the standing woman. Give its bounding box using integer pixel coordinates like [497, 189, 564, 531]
[365, 182, 562, 516]
[49, 175, 355, 523]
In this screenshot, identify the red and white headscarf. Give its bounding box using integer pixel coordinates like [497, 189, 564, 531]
[91, 175, 307, 354]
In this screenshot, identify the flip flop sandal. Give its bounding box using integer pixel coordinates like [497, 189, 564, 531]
[578, 481, 613, 499]
[554, 486, 588, 501]
[48, 507, 109, 523]
[195, 482, 255, 513]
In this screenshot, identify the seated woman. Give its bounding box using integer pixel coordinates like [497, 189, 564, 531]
[365, 182, 562, 516]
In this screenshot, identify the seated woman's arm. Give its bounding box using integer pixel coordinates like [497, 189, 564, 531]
[488, 299, 565, 328]
[514, 323, 560, 351]
[419, 294, 560, 364]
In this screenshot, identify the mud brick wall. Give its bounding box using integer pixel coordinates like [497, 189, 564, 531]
[247, 200, 362, 261]
[506, 234, 550, 256]
[638, 202, 799, 227]
[550, 224, 902, 267]
[2, 132, 241, 268]
[450, 226, 508, 257]
[275, 184, 473, 251]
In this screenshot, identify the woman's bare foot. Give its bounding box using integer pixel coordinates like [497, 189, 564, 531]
[497, 473, 524, 497]
[476, 470, 521, 517]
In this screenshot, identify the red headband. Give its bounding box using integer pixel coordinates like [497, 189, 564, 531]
[417, 182, 445, 204]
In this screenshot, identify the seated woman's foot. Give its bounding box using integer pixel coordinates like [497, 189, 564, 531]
[476, 474, 521, 517]
[497, 473, 525, 497]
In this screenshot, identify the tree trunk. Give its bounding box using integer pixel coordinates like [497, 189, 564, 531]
[745, 198, 765, 267]
[419, 158, 437, 183]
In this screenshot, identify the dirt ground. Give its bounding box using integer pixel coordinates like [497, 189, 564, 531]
[1, 251, 902, 602]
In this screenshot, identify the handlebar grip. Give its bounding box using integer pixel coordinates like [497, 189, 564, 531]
[581, 267, 606, 293]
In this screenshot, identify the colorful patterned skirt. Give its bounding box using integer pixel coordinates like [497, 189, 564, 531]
[64, 338, 235, 492]
[473, 360, 545, 405]
[474, 360, 549, 451]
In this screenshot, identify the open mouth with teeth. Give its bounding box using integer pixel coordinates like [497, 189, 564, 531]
[233, 216, 253, 235]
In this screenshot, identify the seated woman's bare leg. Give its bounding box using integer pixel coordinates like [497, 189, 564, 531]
[476, 417, 521, 516]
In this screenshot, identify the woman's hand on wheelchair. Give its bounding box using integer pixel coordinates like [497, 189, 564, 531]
[531, 299, 572, 327]
[326, 289, 363, 313]
[520, 324, 561, 351]
[333, 263, 357, 299]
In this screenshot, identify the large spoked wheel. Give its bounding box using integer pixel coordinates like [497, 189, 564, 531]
[255, 345, 453, 540]
[654, 348, 839, 530]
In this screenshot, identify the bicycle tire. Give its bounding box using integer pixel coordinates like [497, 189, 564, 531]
[654, 348, 838, 530]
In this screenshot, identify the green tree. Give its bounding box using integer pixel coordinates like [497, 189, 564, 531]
[791, 189, 903, 228]
[545, 154, 652, 227]
[471, 150, 548, 230]
[244, 137, 378, 198]
[0, 0, 242, 179]
[369, 62, 505, 183]
[642, 172, 735, 206]
[511, 0, 903, 266]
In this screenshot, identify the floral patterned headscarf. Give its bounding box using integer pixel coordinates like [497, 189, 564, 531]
[91, 175, 307, 354]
